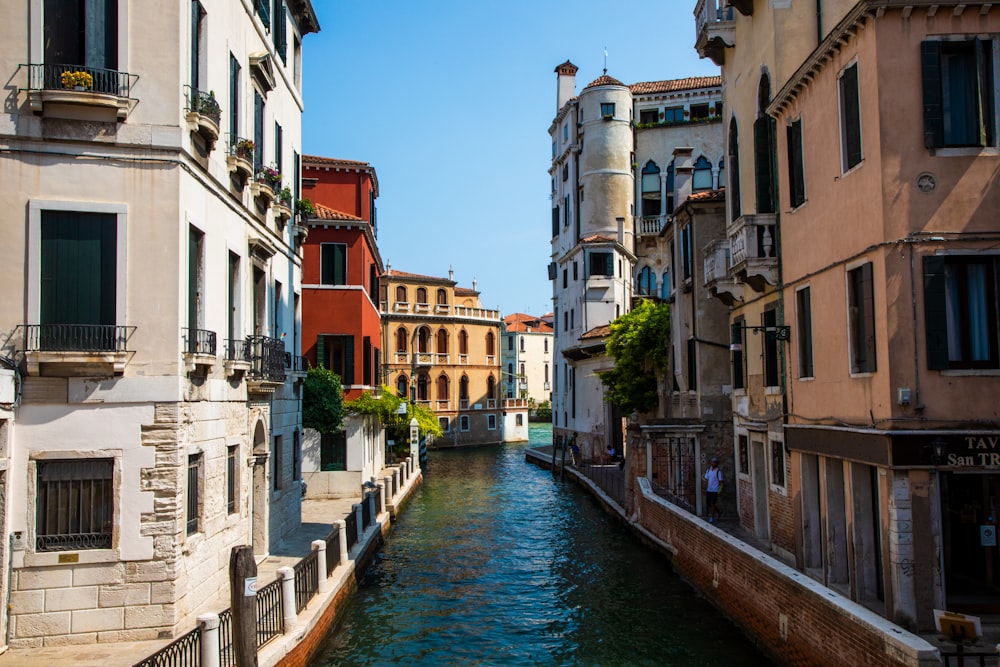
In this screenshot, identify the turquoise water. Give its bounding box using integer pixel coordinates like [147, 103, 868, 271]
[312, 423, 771, 666]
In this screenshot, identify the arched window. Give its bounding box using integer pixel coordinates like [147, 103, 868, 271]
[436, 329, 448, 354]
[717, 158, 725, 192]
[416, 287, 428, 305]
[519, 363, 525, 376]
[507, 362, 514, 378]
[487, 375, 496, 399]
[395, 285, 407, 304]
[519, 336, 525, 352]
[693, 156, 713, 191]
[661, 268, 672, 299]
[436, 289, 447, 305]
[396, 327, 408, 353]
[417, 374, 429, 401]
[417, 327, 430, 353]
[436, 374, 449, 400]
[728, 118, 742, 220]
[637, 266, 656, 296]
[544, 338, 548, 353]
[460, 375, 469, 399]
[641, 161, 661, 216]
[458, 330, 468, 355]
[396, 374, 408, 397]
[485, 331, 495, 356]
[544, 364, 549, 382]
[754, 73, 775, 214]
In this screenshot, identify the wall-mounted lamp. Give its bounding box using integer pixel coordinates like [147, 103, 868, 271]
[733, 323, 791, 341]
[930, 437, 948, 465]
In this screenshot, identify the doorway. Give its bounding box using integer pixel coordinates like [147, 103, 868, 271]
[942, 472, 1000, 613]
[751, 439, 770, 541]
[251, 420, 269, 557]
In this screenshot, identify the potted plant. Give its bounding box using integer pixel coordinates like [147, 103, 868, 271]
[259, 166, 281, 190]
[296, 197, 316, 217]
[61, 70, 93, 91]
[277, 186, 292, 206]
[198, 90, 220, 118]
[235, 139, 255, 161]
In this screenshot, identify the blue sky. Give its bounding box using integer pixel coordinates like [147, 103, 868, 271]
[301, 2, 719, 317]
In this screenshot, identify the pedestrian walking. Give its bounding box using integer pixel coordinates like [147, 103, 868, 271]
[703, 457, 723, 523]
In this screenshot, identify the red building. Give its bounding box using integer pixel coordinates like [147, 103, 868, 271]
[300, 156, 383, 400]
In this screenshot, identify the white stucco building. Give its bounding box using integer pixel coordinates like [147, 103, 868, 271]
[0, 0, 318, 647]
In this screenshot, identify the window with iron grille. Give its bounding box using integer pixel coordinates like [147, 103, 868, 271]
[227, 445, 238, 514]
[187, 454, 201, 535]
[36, 459, 113, 552]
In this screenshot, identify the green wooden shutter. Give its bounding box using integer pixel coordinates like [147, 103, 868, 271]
[315, 334, 326, 370]
[787, 120, 805, 207]
[976, 38, 995, 147]
[923, 256, 949, 370]
[336, 244, 347, 284]
[40, 211, 115, 326]
[345, 336, 355, 385]
[753, 116, 774, 213]
[841, 64, 862, 169]
[921, 41, 944, 149]
[859, 262, 876, 372]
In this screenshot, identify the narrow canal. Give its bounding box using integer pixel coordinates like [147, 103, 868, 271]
[312, 424, 771, 666]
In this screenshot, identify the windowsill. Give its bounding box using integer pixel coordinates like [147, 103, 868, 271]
[940, 368, 1000, 376]
[765, 386, 783, 395]
[24, 548, 119, 568]
[789, 200, 807, 213]
[841, 159, 864, 178]
[770, 484, 788, 497]
[932, 146, 1000, 158]
[849, 371, 875, 379]
[797, 376, 814, 382]
[733, 389, 747, 396]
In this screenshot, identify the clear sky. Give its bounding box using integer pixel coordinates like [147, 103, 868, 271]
[301, 2, 719, 317]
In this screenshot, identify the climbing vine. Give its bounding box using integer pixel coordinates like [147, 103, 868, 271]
[598, 299, 671, 415]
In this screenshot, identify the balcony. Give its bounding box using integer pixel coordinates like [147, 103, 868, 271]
[226, 136, 255, 183]
[694, 0, 736, 66]
[250, 172, 278, 207]
[728, 213, 778, 292]
[435, 304, 450, 314]
[435, 354, 450, 364]
[285, 352, 308, 381]
[272, 192, 292, 228]
[23, 324, 133, 376]
[637, 215, 667, 238]
[184, 85, 220, 149]
[413, 352, 433, 366]
[182, 328, 217, 373]
[459, 354, 469, 365]
[436, 400, 451, 411]
[459, 398, 470, 410]
[26, 64, 136, 121]
[703, 239, 742, 306]
[452, 306, 500, 321]
[393, 301, 410, 313]
[413, 302, 430, 314]
[224, 338, 251, 377]
[246, 335, 286, 392]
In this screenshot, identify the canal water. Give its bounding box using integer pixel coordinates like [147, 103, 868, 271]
[312, 423, 772, 666]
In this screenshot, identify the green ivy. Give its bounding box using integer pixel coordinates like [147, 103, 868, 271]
[598, 299, 671, 414]
[302, 367, 344, 434]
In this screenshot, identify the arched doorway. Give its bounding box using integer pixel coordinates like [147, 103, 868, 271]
[252, 419, 269, 556]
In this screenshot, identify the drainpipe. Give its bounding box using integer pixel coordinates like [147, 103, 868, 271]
[816, 0, 823, 45]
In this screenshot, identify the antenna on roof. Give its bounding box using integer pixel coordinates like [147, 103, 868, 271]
[603, 47, 608, 75]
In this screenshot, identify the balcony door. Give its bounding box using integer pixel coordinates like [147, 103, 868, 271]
[44, 0, 118, 69]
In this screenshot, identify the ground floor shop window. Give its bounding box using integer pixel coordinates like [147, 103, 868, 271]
[36, 458, 113, 552]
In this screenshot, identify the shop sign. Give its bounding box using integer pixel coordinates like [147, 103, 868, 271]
[891, 433, 1000, 468]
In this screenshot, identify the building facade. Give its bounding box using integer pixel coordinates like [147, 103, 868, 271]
[500, 313, 554, 405]
[0, 0, 317, 647]
[698, 0, 1000, 631]
[380, 270, 502, 447]
[299, 155, 386, 497]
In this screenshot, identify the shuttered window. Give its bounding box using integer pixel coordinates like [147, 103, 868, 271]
[763, 307, 780, 387]
[848, 262, 876, 373]
[921, 39, 996, 149]
[317, 334, 355, 384]
[924, 255, 999, 369]
[728, 119, 742, 220]
[753, 116, 775, 213]
[787, 118, 806, 208]
[41, 211, 116, 327]
[839, 63, 863, 170]
[320, 243, 347, 285]
[796, 287, 814, 378]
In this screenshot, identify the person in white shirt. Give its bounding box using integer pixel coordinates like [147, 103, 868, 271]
[703, 457, 723, 523]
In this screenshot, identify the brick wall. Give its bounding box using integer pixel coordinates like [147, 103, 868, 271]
[634, 479, 938, 667]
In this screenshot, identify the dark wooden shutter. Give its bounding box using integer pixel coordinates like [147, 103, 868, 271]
[976, 38, 996, 147]
[315, 335, 326, 370]
[753, 116, 774, 213]
[787, 120, 805, 207]
[921, 41, 944, 149]
[923, 256, 949, 370]
[841, 64, 862, 169]
[363, 336, 372, 386]
[41, 211, 116, 326]
[345, 336, 355, 385]
[853, 262, 877, 372]
[253, 92, 264, 169]
[230, 55, 240, 138]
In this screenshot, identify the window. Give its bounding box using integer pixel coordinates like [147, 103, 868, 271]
[639, 109, 658, 124]
[320, 432, 346, 471]
[439, 417, 450, 432]
[396, 285, 407, 304]
[562, 164, 568, 181]
[573, 261, 578, 281]
[692, 156, 713, 190]
[508, 337, 514, 353]
[663, 106, 684, 123]
[690, 103, 710, 120]
[562, 267, 568, 289]
[488, 414, 497, 430]
[589, 251, 613, 277]
[437, 329, 448, 354]
[520, 336, 525, 352]
[293, 430, 301, 481]
[437, 289, 447, 306]
[839, 62, 863, 170]
[417, 373, 429, 400]
[459, 330, 468, 355]
[665, 161, 675, 214]
[754, 74, 775, 214]
[187, 454, 202, 535]
[274, 122, 283, 174]
[485, 331, 495, 356]
[771, 441, 786, 488]
[563, 123, 569, 141]
[729, 119, 742, 220]
[416, 287, 427, 305]
[254, 0, 271, 26]
[848, 262, 876, 373]
[661, 267, 672, 299]
[763, 307, 780, 387]
[570, 309, 574, 329]
[36, 459, 113, 552]
[641, 161, 661, 216]
[317, 334, 355, 384]
[43, 0, 119, 78]
[637, 266, 655, 296]
[460, 375, 469, 400]
[229, 54, 240, 138]
[738, 435, 749, 474]
[190, 1, 205, 90]
[487, 375, 496, 399]
[924, 255, 999, 369]
[732, 320, 745, 390]
[227, 445, 238, 514]
[680, 225, 692, 280]
[436, 374, 449, 400]
[544, 338, 549, 353]
[416, 327, 430, 353]
[551, 207, 560, 238]
[516, 414, 524, 427]
[787, 118, 806, 207]
[922, 39, 996, 149]
[321, 243, 347, 285]
[460, 415, 470, 431]
[395, 327, 407, 353]
[687, 338, 697, 391]
[797, 287, 814, 378]
[228, 252, 240, 343]
[601, 102, 615, 119]
[39, 210, 118, 348]
[397, 374, 408, 398]
[272, 435, 283, 491]
[254, 91, 264, 169]
[272, 0, 287, 63]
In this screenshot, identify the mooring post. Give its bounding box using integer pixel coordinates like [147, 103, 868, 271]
[336, 518, 348, 564]
[313, 540, 329, 593]
[229, 545, 258, 667]
[278, 566, 297, 630]
[198, 613, 221, 667]
[377, 481, 386, 514]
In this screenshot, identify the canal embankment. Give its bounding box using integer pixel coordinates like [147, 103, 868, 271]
[525, 446, 942, 667]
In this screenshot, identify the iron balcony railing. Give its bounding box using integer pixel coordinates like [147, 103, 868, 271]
[184, 328, 217, 356]
[255, 579, 283, 648]
[37, 532, 112, 552]
[293, 550, 319, 615]
[247, 335, 285, 383]
[228, 134, 256, 164]
[284, 352, 307, 372]
[225, 338, 248, 362]
[325, 527, 341, 577]
[184, 84, 221, 125]
[27, 63, 135, 97]
[23, 324, 131, 352]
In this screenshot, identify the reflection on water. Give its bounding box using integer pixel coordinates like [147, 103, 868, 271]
[312, 423, 772, 666]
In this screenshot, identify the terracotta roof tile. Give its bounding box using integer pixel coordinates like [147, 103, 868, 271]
[302, 155, 370, 168]
[686, 188, 726, 202]
[629, 76, 722, 95]
[454, 287, 478, 296]
[313, 203, 363, 221]
[581, 324, 612, 340]
[584, 74, 626, 89]
[384, 269, 449, 282]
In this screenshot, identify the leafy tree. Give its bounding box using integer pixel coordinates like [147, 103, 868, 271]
[598, 299, 671, 414]
[343, 386, 443, 455]
[534, 400, 552, 421]
[302, 367, 344, 434]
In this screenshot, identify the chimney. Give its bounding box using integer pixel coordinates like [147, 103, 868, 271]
[449, 265, 454, 281]
[672, 147, 695, 207]
[473, 278, 478, 292]
[555, 60, 578, 111]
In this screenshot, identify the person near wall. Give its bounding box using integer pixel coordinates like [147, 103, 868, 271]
[703, 457, 723, 523]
